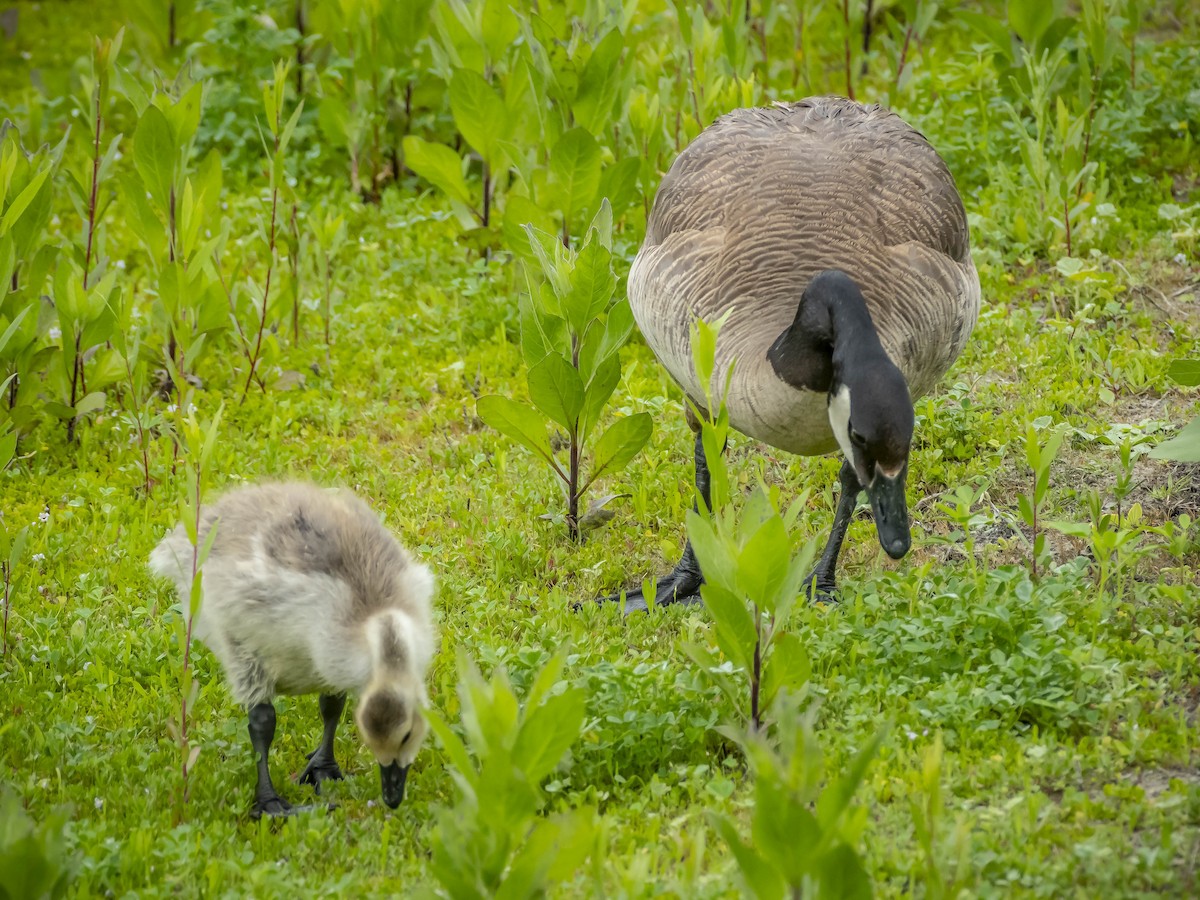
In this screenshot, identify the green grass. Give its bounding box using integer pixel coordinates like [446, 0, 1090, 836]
[2, 1, 1200, 897]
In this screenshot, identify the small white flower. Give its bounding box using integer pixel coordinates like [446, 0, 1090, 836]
[116, 259, 126, 270]
[166, 404, 178, 414]
[906, 730, 918, 741]
[185, 403, 196, 415]
[48, 327, 62, 341]
[221, 202, 229, 210]
[32, 553, 45, 561]
[38, 511, 49, 523]
[287, 176, 298, 188]
[94, 797, 104, 810]
[1174, 253, 1188, 265]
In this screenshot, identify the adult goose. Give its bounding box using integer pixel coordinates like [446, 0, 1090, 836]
[608, 96, 980, 613]
[150, 482, 436, 817]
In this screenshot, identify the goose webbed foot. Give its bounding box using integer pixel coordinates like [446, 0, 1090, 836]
[298, 751, 344, 792]
[251, 793, 302, 819]
[801, 569, 839, 604]
[597, 542, 705, 615]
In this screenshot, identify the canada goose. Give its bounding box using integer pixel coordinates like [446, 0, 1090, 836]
[149, 482, 436, 817]
[607, 97, 980, 613]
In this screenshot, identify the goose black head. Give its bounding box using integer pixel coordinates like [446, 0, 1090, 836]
[769, 269, 915, 560]
[827, 360, 914, 559]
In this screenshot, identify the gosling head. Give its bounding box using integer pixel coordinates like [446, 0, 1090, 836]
[356, 610, 430, 809]
[827, 360, 914, 561]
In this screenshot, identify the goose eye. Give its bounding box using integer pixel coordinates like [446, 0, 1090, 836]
[849, 429, 866, 448]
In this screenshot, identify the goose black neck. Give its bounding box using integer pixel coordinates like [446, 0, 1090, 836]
[767, 269, 888, 394]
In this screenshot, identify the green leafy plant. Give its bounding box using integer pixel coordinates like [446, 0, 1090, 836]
[712, 695, 886, 900]
[0, 790, 75, 900]
[676, 314, 817, 734]
[0, 524, 28, 660]
[476, 206, 651, 541]
[908, 734, 974, 899]
[309, 209, 347, 351]
[424, 650, 596, 899]
[1149, 358, 1200, 462]
[237, 60, 302, 401]
[123, 75, 227, 394]
[163, 390, 224, 823]
[57, 31, 126, 443]
[1017, 418, 1066, 580]
[0, 123, 64, 442]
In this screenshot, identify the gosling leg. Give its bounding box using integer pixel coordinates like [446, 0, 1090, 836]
[248, 701, 295, 818]
[299, 693, 346, 792]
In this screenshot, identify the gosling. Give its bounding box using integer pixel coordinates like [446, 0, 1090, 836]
[149, 481, 436, 817]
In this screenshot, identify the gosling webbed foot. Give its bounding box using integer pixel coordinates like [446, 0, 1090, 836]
[298, 751, 344, 792]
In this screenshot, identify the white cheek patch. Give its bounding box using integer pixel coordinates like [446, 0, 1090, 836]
[828, 384, 855, 461]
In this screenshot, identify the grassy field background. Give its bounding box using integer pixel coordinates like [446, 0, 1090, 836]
[1, 0, 1199, 896]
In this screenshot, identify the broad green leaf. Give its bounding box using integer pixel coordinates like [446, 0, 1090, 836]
[527, 353, 585, 432]
[1148, 417, 1200, 462]
[751, 774, 821, 885]
[959, 11, 1014, 63]
[0, 306, 29, 357]
[0, 166, 50, 236]
[133, 104, 176, 212]
[449, 68, 510, 168]
[401, 136, 473, 208]
[513, 687, 586, 784]
[73, 391, 105, 418]
[573, 28, 625, 135]
[597, 157, 641, 220]
[476, 395, 558, 470]
[502, 194, 556, 265]
[1007, 0, 1061, 49]
[711, 813, 785, 900]
[425, 707, 478, 793]
[549, 128, 601, 239]
[562, 237, 615, 335]
[587, 413, 651, 483]
[699, 580, 757, 674]
[578, 353, 620, 445]
[518, 289, 569, 369]
[1166, 358, 1200, 387]
[523, 649, 568, 711]
[816, 723, 888, 831]
[761, 633, 812, 711]
[0, 430, 15, 470]
[816, 843, 873, 900]
[737, 510, 791, 614]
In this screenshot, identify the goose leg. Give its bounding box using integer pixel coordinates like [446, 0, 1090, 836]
[803, 459, 862, 601]
[601, 431, 711, 614]
[248, 701, 296, 818]
[299, 693, 346, 791]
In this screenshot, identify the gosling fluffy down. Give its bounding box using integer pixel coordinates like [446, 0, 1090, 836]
[149, 481, 435, 816]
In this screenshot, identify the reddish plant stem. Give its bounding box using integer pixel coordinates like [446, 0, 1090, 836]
[69, 85, 106, 443]
[895, 23, 915, 89]
[567, 334, 581, 541]
[241, 130, 282, 402]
